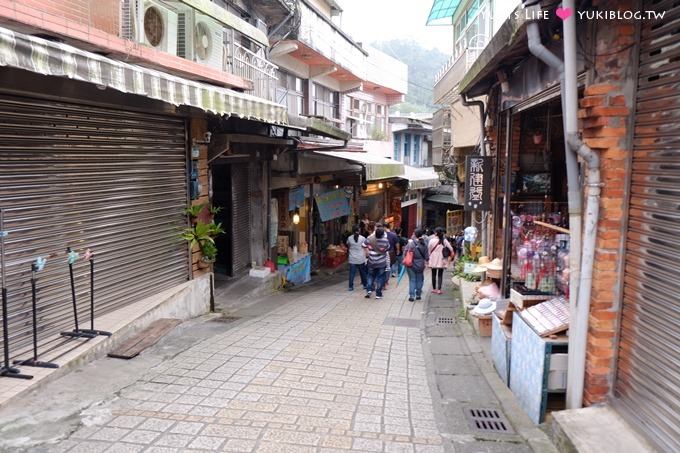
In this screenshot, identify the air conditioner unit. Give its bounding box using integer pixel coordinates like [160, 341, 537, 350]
[142, 0, 179, 54]
[176, 7, 225, 71]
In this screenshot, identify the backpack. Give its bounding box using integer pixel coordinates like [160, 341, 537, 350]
[440, 238, 451, 258]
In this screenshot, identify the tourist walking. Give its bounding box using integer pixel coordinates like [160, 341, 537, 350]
[403, 229, 429, 302]
[428, 227, 454, 294]
[363, 226, 390, 299]
[346, 225, 367, 291]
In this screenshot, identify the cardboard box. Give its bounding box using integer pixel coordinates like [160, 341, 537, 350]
[277, 235, 289, 254]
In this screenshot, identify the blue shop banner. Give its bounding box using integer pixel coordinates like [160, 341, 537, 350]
[314, 189, 350, 222]
[285, 255, 311, 286]
[289, 186, 305, 211]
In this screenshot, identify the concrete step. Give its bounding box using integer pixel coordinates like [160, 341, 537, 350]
[552, 405, 657, 453]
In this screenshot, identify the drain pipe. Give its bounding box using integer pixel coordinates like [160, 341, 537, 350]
[526, 4, 593, 409]
[461, 94, 488, 256]
[562, 0, 601, 409]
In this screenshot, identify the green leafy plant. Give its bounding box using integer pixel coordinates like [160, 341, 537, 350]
[209, 205, 222, 216]
[185, 202, 208, 219]
[180, 221, 225, 263]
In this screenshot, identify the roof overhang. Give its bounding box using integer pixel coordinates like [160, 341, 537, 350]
[0, 26, 287, 124]
[399, 166, 440, 190]
[287, 115, 352, 141]
[315, 151, 404, 181]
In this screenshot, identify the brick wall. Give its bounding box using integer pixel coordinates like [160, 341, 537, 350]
[579, 0, 638, 405]
[189, 117, 212, 278]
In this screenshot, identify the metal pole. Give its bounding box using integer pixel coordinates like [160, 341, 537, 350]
[0, 209, 33, 378]
[500, 113, 513, 297]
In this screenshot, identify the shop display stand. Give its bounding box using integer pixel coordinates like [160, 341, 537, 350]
[0, 209, 33, 379]
[13, 262, 59, 369]
[76, 256, 111, 337]
[60, 247, 97, 340]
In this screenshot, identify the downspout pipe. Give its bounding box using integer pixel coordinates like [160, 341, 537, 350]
[563, 0, 601, 409]
[461, 94, 488, 256]
[525, 3, 596, 409]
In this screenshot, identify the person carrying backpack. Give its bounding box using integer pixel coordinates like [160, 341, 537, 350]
[403, 229, 430, 302]
[428, 227, 454, 294]
[362, 226, 390, 299]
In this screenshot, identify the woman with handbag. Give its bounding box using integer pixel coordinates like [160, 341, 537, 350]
[428, 227, 454, 294]
[403, 229, 429, 302]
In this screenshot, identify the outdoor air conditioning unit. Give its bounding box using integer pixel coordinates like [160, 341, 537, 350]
[176, 7, 225, 71]
[121, 0, 178, 55]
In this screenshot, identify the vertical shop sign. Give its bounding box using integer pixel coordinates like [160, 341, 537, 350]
[464, 156, 492, 211]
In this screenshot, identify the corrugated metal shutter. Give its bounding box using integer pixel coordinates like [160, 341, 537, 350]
[0, 93, 189, 361]
[230, 163, 251, 275]
[615, 2, 680, 450]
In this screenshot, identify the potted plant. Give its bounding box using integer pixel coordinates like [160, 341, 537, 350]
[180, 220, 225, 268]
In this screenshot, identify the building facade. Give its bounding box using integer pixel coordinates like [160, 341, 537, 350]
[430, 0, 680, 449]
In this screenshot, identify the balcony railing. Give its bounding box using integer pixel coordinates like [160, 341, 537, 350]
[225, 31, 279, 102]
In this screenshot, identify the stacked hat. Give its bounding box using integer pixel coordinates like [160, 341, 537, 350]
[472, 298, 497, 316]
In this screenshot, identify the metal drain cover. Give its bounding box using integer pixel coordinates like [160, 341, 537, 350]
[436, 317, 454, 324]
[465, 408, 514, 433]
[383, 317, 419, 328]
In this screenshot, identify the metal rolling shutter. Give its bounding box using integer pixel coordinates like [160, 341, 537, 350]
[230, 163, 251, 275]
[0, 94, 189, 361]
[615, 2, 680, 450]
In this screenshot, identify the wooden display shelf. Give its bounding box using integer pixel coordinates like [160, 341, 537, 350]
[533, 220, 570, 234]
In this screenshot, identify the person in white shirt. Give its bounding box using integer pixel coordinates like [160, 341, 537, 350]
[346, 225, 367, 291]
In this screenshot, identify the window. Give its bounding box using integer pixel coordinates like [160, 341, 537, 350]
[394, 134, 401, 161]
[413, 136, 421, 165]
[404, 133, 411, 161]
[277, 70, 306, 116]
[313, 83, 339, 119]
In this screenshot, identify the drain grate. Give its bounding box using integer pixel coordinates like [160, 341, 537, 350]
[210, 316, 241, 323]
[465, 408, 514, 433]
[436, 317, 455, 324]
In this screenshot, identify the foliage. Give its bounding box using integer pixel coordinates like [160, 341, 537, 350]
[369, 128, 388, 141]
[180, 221, 225, 263]
[453, 255, 481, 281]
[372, 39, 449, 113]
[184, 202, 207, 218]
[209, 205, 222, 215]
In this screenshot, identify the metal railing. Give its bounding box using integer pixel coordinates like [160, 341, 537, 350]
[224, 30, 279, 102]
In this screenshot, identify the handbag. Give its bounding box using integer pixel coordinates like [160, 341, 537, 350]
[403, 248, 414, 267]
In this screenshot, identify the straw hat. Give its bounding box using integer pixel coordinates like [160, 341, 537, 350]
[472, 298, 497, 315]
[486, 258, 503, 271]
[477, 256, 491, 266]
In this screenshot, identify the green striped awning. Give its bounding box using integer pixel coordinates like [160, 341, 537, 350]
[0, 26, 287, 124]
[426, 0, 461, 25]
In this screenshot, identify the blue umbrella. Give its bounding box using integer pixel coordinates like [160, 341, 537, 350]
[397, 264, 407, 286]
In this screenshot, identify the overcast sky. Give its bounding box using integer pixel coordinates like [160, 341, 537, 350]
[339, 0, 454, 56]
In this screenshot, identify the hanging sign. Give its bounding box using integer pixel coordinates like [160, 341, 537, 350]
[464, 156, 492, 211]
[288, 185, 305, 211]
[314, 189, 351, 222]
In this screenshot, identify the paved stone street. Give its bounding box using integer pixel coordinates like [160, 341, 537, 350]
[0, 274, 550, 453]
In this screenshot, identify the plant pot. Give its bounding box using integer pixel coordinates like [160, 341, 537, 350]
[197, 258, 213, 269]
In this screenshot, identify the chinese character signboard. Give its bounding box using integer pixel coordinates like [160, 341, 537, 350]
[314, 189, 351, 221]
[464, 156, 492, 211]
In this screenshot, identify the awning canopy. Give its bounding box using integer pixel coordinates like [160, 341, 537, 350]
[315, 151, 404, 181]
[426, 194, 457, 204]
[401, 166, 440, 190]
[0, 26, 287, 125]
[426, 0, 461, 25]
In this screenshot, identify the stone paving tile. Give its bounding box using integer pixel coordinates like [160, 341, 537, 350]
[46, 280, 452, 453]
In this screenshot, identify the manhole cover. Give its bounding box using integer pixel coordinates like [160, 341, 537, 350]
[437, 317, 454, 324]
[465, 408, 514, 433]
[383, 317, 419, 328]
[210, 316, 241, 323]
